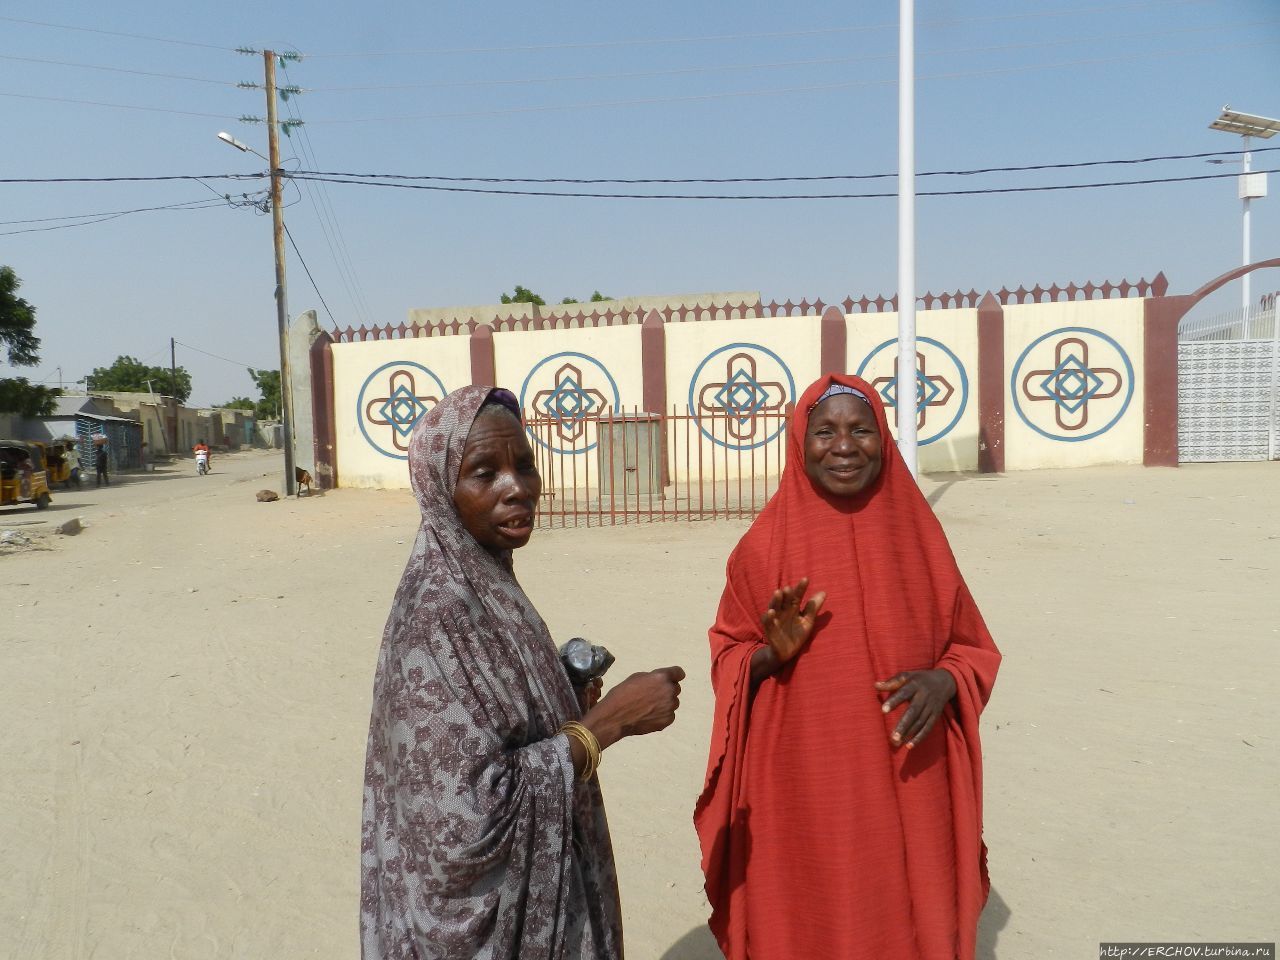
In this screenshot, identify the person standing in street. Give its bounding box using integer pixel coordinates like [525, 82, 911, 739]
[95, 442, 110, 487]
[63, 440, 81, 487]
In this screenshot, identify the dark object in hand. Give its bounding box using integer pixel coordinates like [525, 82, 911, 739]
[559, 637, 615, 687]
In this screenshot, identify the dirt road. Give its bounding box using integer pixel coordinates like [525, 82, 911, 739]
[2, 451, 1276, 958]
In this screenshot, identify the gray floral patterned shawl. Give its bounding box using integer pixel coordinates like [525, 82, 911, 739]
[360, 386, 622, 960]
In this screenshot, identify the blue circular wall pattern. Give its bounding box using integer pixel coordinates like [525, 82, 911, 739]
[357, 361, 449, 460]
[519, 351, 622, 455]
[1009, 326, 1135, 443]
[855, 336, 969, 446]
[687, 343, 796, 450]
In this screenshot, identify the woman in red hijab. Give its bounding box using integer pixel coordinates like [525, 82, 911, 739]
[694, 373, 1001, 960]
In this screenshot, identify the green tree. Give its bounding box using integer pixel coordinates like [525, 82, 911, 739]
[86, 355, 193, 403]
[248, 368, 281, 421]
[500, 285, 546, 306]
[217, 396, 256, 411]
[0, 265, 59, 417]
[560, 291, 612, 305]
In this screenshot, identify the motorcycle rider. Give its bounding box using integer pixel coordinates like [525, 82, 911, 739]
[193, 438, 211, 475]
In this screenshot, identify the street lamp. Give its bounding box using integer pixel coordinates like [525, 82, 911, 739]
[217, 131, 263, 159]
[216, 86, 297, 496]
[1209, 107, 1278, 314]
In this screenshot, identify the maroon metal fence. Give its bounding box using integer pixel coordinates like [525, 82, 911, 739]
[526, 405, 790, 527]
[331, 273, 1169, 342]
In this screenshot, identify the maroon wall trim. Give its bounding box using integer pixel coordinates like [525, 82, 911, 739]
[976, 292, 1005, 474]
[1186, 257, 1280, 306]
[1142, 294, 1193, 467]
[820, 305, 847, 375]
[641, 310, 670, 485]
[641, 310, 667, 413]
[469, 324, 496, 387]
[309, 331, 337, 489]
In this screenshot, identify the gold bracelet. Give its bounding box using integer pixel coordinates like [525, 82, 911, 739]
[560, 721, 602, 784]
[561, 725, 595, 783]
[562, 722, 600, 783]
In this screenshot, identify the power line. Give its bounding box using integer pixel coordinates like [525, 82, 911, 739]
[303, 16, 1275, 93]
[279, 62, 375, 326]
[288, 166, 1280, 201]
[0, 199, 232, 236]
[0, 196, 264, 225]
[0, 90, 240, 119]
[0, 173, 264, 184]
[291, 147, 1280, 186]
[0, 0, 1208, 63]
[0, 14, 235, 51]
[283, 222, 338, 326]
[3, 34, 1268, 127]
[3, 146, 1273, 193]
[301, 38, 1277, 124]
[0, 53, 240, 85]
[173, 340, 260, 370]
[301, 0, 1208, 57]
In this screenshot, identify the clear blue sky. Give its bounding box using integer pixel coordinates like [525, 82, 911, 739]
[2, 0, 1277, 406]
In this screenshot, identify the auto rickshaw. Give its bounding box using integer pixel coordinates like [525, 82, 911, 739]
[0, 439, 52, 510]
[37, 439, 79, 489]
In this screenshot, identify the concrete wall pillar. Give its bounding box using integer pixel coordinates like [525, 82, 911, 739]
[470, 324, 496, 386]
[641, 310, 667, 413]
[819, 305, 847, 375]
[976, 292, 1005, 474]
[309, 330, 337, 489]
[288, 310, 323, 473]
[1143, 294, 1193, 467]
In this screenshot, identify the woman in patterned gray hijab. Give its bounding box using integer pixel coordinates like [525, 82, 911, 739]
[362, 385, 683, 960]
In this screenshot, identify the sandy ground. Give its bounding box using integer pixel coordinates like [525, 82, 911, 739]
[2, 450, 1277, 959]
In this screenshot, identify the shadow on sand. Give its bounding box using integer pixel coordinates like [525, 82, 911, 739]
[978, 886, 1012, 960]
[658, 924, 720, 960]
[654, 886, 1011, 960]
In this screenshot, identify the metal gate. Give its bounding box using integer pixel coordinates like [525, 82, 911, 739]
[1177, 299, 1280, 462]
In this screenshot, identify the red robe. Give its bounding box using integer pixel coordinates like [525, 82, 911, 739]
[694, 374, 1001, 960]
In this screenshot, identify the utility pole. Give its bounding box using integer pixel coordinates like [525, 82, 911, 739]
[170, 337, 180, 454]
[264, 50, 297, 495]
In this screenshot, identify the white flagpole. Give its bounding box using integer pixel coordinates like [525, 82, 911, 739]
[897, 0, 919, 478]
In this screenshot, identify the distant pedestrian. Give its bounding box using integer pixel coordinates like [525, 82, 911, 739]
[95, 444, 110, 487]
[63, 441, 81, 486]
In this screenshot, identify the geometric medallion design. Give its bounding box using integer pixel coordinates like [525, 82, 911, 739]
[1010, 326, 1134, 443]
[856, 336, 969, 446]
[1022, 337, 1121, 431]
[688, 343, 796, 450]
[519, 351, 621, 455]
[357, 361, 448, 460]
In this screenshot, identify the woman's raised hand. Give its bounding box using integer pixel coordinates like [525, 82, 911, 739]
[584, 666, 685, 748]
[761, 578, 826, 666]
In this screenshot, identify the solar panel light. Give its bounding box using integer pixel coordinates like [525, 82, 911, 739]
[1209, 107, 1280, 139]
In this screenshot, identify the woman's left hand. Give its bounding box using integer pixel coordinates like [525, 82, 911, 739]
[576, 677, 603, 714]
[874, 669, 957, 749]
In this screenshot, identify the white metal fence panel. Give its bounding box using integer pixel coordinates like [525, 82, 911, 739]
[1178, 340, 1277, 461]
[1177, 302, 1279, 463]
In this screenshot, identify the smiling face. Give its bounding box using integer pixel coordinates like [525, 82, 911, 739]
[452, 405, 542, 554]
[803, 393, 884, 497]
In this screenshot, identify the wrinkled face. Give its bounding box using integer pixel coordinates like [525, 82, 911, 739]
[803, 394, 883, 497]
[452, 408, 542, 554]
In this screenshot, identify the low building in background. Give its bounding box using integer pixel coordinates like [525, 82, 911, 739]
[22, 395, 144, 472]
[7, 392, 259, 471]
